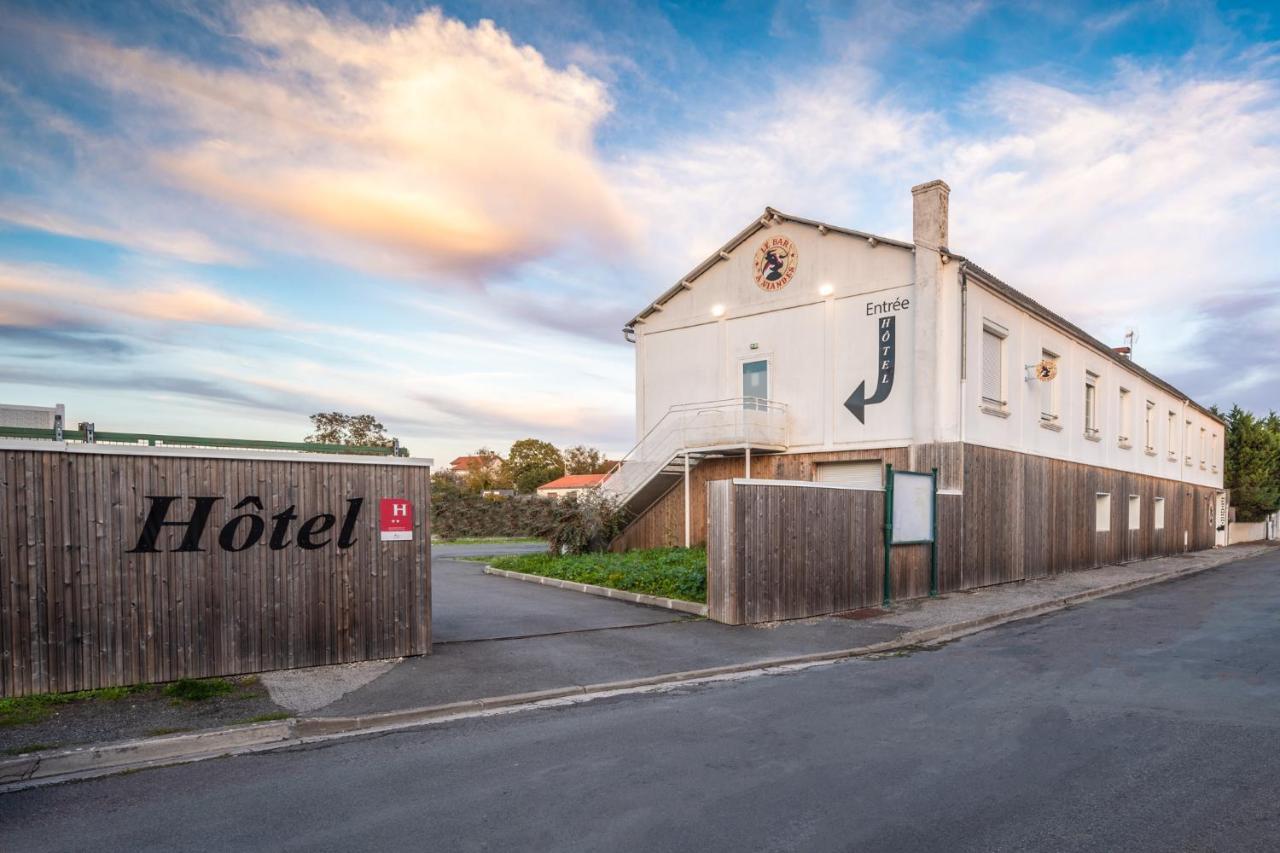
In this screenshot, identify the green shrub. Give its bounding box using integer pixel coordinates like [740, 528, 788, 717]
[163, 678, 235, 702]
[430, 472, 559, 539]
[545, 491, 628, 555]
[490, 547, 707, 603]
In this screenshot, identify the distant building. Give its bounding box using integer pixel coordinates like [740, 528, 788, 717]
[449, 455, 491, 474]
[537, 473, 607, 498]
[0, 402, 64, 429]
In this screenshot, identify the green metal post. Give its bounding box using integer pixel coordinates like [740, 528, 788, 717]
[883, 463, 894, 607]
[929, 466, 939, 597]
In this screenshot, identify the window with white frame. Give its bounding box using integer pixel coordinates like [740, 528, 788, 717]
[1185, 419, 1193, 465]
[981, 322, 1006, 409]
[1084, 372, 1100, 437]
[1144, 401, 1156, 452]
[1154, 497, 1166, 530]
[1128, 495, 1141, 531]
[1096, 493, 1111, 532]
[1039, 349, 1060, 422]
[1200, 427, 1207, 468]
[1118, 387, 1132, 447]
[1211, 432, 1219, 472]
[1168, 411, 1178, 459]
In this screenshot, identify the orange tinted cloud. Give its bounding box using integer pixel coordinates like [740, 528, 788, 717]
[0, 262, 269, 328]
[53, 4, 637, 276]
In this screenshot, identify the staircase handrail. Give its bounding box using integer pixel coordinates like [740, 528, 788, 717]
[600, 397, 787, 500]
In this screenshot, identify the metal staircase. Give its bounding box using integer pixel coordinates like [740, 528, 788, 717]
[600, 398, 788, 516]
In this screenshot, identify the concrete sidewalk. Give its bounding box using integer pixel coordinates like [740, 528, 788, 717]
[2, 542, 1274, 791]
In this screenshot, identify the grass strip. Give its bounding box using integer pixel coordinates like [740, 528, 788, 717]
[489, 547, 707, 603]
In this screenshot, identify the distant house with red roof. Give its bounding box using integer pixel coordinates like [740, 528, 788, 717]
[450, 455, 489, 474]
[536, 472, 607, 498]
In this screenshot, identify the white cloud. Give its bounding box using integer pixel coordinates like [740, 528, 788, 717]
[0, 261, 270, 328]
[21, 3, 637, 278]
[0, 203, 244, 266]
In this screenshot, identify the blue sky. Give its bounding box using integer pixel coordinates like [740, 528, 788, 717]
[1, 0, 1278, 461]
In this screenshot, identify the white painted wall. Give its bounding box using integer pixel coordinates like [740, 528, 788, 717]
[635, 222, 917, 450]
[963, 282, 1223, 488]
[631, 189, 1223, 490]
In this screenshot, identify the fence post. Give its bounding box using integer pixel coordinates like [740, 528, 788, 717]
[929, 466, 939, 597]
[883, 464, 894, 607]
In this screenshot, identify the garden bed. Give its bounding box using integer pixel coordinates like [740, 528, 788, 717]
[487, 547, 707, 603]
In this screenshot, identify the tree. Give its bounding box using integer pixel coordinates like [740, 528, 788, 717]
[563, 445, 606, 475]
[306, 412, 403, 452]
[1222, 405, 1280, 522]
[503, 438, 565, 493]
[462, 448, 510, 493]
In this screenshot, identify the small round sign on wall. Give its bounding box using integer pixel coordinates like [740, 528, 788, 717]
[753, 235, 798, 291]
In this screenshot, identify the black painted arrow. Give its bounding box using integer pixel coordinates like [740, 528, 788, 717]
[844, 315, 896, 424]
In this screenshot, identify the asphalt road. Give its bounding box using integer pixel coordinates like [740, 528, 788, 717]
[430, 542, 688, 643]
[4, 552, 1279, 852]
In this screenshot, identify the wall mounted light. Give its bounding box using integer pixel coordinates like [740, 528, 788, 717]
[711, 303, 726, 317]
[819, 283, 834, 296]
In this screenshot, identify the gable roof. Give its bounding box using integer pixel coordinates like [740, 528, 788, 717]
[450, 455, 496, 469]
[536, 473, 606, 491]
[625, 206, 911, 332]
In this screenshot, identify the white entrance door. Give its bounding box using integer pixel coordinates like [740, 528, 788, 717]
[742, 359, 768, 410]
[1214, 492, 1228, 547]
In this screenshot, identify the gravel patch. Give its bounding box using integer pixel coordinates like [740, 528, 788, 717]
[0, 676, 287, 755]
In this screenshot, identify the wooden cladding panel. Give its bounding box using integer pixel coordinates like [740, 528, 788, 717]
[961, 444, 1218, 589]
[708, 481, 883, 625]
[0, 449, 430, 698]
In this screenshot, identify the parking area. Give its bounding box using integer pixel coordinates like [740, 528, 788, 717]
[431, 543, 692, 643]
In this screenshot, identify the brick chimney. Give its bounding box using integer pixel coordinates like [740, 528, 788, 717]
[912, 179, 950, 250]
[910, 179, 953, 450]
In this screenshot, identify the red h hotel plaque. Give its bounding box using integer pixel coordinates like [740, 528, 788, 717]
[379, 498, 413, 541]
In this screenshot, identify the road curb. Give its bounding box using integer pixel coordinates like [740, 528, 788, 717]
[0, 720, 293, 791]
[482, 566, 708, 616]
[3, 545, 1271, 792]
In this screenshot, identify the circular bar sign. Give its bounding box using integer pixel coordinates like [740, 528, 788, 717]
[379, 498, 413, 541]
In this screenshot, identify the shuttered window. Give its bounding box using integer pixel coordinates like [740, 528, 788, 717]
[981, 327, 1004, 405]
[816, 461, 883, 490]
[1084, 372, 1099, 435]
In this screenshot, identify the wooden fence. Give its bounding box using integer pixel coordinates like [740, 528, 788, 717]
[0, 444, 431, 697]
[707, 480, 885, 625]
[704, 444, 1223, 624]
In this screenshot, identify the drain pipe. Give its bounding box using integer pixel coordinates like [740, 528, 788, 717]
[959, 263, 969, 446]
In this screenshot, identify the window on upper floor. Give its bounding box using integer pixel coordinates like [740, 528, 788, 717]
[1168, 411, 1178, 460]
[1185, 419, 1194, 465]
[1118, 387, 1132, 448]
[1084, 372, 1100, 438]
[1144, 401, 1156, 453]
[1211, 432, 1219, 473]
[1200, 427, 1207, 468]
[981, 322, 1006, 410]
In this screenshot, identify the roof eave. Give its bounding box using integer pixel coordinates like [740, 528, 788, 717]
[624, 207, 913, 332]
[959, 259, 1224, 426]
